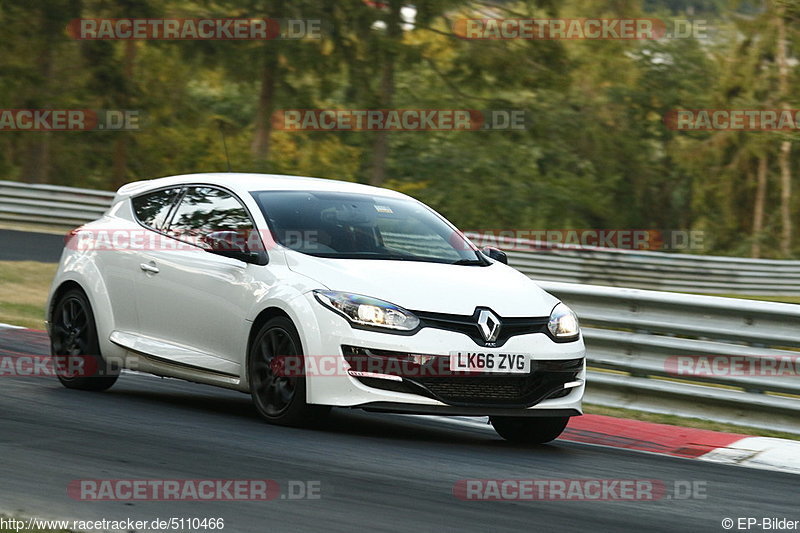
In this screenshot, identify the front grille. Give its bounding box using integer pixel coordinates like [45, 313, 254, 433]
[414, 310, 549, 347]
[409, 361, 581, 406]
[343, 345, 583, 407]
[412, 375, 529, 403]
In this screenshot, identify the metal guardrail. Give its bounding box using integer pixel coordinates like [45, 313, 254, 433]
[470, 233, 800, 295]
[1, 179, 797, 295]
[0, 180, 114, 229]
[540, 280, 800, 434]
[1, 180, 800, 432]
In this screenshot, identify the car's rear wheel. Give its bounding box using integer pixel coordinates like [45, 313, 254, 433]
[490, 415, 570, 444]
[248, 317, 330, 426]
[50, 288, 119, 391]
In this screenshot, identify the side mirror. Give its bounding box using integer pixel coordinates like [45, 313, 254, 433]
[482, 246, 508, 264]
[202, 230, 267, 265]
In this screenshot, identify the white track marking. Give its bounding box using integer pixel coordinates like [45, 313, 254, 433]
[698, 437, 800, 475]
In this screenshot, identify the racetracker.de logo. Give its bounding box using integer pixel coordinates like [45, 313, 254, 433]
[270, 353, 482, 378]
[0, 354, 98, 378]
[665, 109, 800, 131]
[463, 229, 705, 252]
[665, 355, 800, 377]
[453, 18, 667, 40]
[65, 228, 276, 251]
[271, 109, 527, 131]
[0, 109, 140, 131]
[68, 479, 280, 501]
[67, 18, 321, 40]
[453, 479, 707, 501]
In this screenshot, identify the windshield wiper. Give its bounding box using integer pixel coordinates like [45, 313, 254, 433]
[450, 258, 486, 266]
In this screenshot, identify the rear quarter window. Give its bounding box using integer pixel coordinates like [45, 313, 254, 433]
[131, 188, 181, 230]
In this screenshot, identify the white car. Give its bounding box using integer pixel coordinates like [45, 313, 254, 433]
[46, 173, 585, 443]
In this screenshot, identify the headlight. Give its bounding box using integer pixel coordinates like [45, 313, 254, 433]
[313, 290, 420, 331]
[548, 303, 579, 340]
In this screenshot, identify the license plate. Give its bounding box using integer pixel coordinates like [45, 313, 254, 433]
[448, 351, 531, 373]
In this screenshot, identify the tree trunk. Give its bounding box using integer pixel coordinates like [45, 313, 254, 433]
[779, 140, 792, 256]
[20, 8, 57, 183]
[752, 155, 768, 258]
[370, 60, 394, 186]
[251, 0, 284, 164]
[776, 4, 793, 256]
[20, 136, 51, 184]
[112, 40, 137, 188]
[369, 1, 402, 186]
[251, 49, 279, 164]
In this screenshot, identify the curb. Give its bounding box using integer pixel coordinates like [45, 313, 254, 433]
[697, 437, 800, 475]
[565, 414, 800, 475]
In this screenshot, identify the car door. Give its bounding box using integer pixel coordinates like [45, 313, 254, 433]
[102, 186, 183, 336]
[132, 185, 267, 376]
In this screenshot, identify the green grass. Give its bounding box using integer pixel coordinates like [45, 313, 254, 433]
[584, 403, 800, 441]
[0, 222, 70, 235]
[0, 261, 58, 329]
[701, 293, 800, 304]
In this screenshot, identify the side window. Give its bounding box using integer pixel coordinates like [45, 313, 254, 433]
[167, 187, 254, 248]
[131, 188, 181, 230]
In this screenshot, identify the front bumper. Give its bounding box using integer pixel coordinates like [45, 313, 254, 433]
[299, 292, 586, 416]
[342, 345, 584, 407]
[356, 403, 582, 417]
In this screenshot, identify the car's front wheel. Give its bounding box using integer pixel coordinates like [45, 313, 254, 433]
[50, 288, 119, 391]
[490, 415, 570, 444]
[248, 316, 330, 426]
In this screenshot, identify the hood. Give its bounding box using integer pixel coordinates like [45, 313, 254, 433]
[285, 250, 559, 317]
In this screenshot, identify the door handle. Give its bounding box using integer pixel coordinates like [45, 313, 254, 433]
[139, 262, 160, 274]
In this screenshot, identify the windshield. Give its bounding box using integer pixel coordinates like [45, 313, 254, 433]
[252, 190, 484, 264]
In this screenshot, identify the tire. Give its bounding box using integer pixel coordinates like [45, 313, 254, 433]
[248, 316, 330, 426]
[50, 288, 119, 391]
[490, 415, 570, 444]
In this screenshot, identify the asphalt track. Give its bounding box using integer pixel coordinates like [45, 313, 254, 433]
[0, 327, 796, 533]
[0, 229, 65, 262]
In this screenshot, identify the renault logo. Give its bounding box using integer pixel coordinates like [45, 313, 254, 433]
[476, 309, 501, 342]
